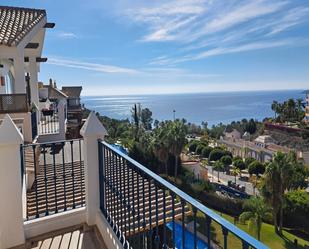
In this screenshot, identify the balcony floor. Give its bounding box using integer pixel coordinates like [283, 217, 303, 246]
[26, 225, 106, 249]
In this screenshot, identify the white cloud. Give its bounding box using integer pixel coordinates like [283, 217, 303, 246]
[118, 0, 309, 64]
[126, 0, 209, 42]
[47, 58, 139, 74]
[57, 32, 78, 39]
[151, 38, 309, 65]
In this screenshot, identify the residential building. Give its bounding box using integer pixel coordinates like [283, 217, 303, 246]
[219, 135, 307, 164]
[0, 6, 268, 249]
[61, 86, 83, 138]
[0, 6, 51, 142]
[224, 129, 242, 140]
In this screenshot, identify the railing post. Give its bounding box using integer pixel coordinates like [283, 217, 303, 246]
[80, 112, 107, 226]
[0, 115, 25, 248]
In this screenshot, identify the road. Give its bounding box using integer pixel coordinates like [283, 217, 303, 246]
[205, 165, 257, 195]
[182, 159, 256, 195]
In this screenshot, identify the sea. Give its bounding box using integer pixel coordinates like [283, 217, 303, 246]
[81, 90, 305, 127]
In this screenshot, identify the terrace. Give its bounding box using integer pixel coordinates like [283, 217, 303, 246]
[0, 112, 269, 249]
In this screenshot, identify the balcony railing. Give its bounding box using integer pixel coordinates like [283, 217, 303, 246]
[21, 139, 85, 220]
[0, 94, 29, 113]
[39, 110, 60, 134]
[98, 141, 268, 249]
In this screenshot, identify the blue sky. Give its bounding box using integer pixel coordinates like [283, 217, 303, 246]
[4, 0, 309, 95]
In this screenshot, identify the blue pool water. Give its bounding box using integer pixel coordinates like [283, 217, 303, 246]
[166, 221, 208, 249]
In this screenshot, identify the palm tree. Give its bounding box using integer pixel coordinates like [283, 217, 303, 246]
[213, 161, 225, 182]
[166, 121, 187, 179]
[262, 152, 294, 234]
[239, 197, 272, 241]
[230, 166, 240, 184]
[152, 128, 169, 175]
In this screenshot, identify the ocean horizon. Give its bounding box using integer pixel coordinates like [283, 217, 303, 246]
[81, 89, 305, 126]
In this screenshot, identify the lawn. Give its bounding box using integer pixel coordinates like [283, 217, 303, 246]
[188, 210, 309, 249]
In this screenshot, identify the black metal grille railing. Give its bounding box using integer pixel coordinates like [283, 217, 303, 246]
[21, 139, 85, 220]
[31, 111, 38, 141]
[39, 110, 59, 134]
[0, 94, 29, 113]
[98, 141, 269, 249]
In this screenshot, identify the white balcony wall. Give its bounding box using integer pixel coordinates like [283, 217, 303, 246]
[0, 115, 25, 249]
[0, 112, 123, 249]
[0, 112, 32, 143]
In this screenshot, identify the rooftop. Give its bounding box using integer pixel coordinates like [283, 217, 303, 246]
[0, 6, 46, 46]
[62, 87, 83, 98]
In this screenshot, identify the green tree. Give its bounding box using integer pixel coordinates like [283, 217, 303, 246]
[188, 141, 199, 153]
[209, 149, 226, 161]
[245, 157, 256, 168]
[230, 166, 240, 184]
[201, 146, 212, 158]
[152, 128, 169, 174]
[213, 160, 225, 182]
[166, 121, 187, 178]
[287, 153, 309, 190]
[248, 161, 265, 177]
[233, 158, 246, 170]
[271, 98, 305, 123]
[131, 103, 141, 140]
[141, 107, 153, 130]
[239, 197, 272, 241]
[245, 119, 257, 134]
[233, 155, 243, 162]
[220, 155, 232, 171]
[262, 152, 294, 234]
[195, 144, 205, 155]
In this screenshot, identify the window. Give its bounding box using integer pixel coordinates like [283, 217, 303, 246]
[68, 98, 80, 107]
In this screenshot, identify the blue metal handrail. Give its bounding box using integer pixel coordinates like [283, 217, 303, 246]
[99, 140, 269, 249]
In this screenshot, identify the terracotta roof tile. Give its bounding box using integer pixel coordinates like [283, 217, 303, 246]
[0, 6, 46, 47]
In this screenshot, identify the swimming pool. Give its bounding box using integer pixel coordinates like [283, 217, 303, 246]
[166, 221, 209, 249]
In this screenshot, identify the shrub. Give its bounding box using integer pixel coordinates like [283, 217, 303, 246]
[220, 155, 232, 167]
[201, 192, 244, 216]
[283, 190, 309, 232]
[209, 149, 232, 161]
[195, 144, 205, 155]
[191, 180, 214, 193]
[233, 159, 246, 170]
[188, 141, 199, 152]
[233, 155, 243, 162]
[245, 157, 256, 167]
[201, 146, 212, 158]
[209, 149, 225, 161]
[248, 161, 265, 176]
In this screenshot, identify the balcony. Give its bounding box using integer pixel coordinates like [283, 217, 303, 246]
[0, 93, 29, 114]
[0, 113, 268, 249]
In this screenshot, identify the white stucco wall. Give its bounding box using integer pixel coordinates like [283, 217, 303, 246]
[0, 112, 32, 143]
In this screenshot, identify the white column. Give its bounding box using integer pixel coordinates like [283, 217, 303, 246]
[80, 112, 107, 226]
[29, 57, 39, 106]
[13, 55, 26, 93]
[0, 115, 25, 249]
